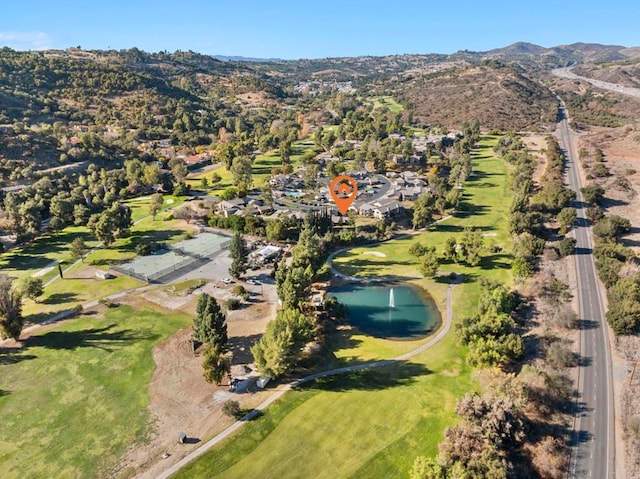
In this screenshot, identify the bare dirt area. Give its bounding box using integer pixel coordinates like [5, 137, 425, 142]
[574, 126, 640, 478]
[112, 277, 277, 479]
[522, 134, 548, 183]
[577, 125, 640, 254]
[616, 336, 640, 479]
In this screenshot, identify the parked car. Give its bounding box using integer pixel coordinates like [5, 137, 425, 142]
[222, 277, 234, 284]
[246, 279, 259, 285]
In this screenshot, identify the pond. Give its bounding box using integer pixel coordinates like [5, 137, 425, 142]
[329, 284, 441, 339]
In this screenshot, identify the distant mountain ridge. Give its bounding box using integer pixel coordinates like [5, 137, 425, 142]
[208, 42, 640, 65]
[213, 54, 283, 63]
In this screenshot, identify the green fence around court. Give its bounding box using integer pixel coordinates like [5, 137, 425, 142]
[110, 232, 231, 283]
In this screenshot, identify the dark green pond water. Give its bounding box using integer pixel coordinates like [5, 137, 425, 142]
[330, 284, 441, 339]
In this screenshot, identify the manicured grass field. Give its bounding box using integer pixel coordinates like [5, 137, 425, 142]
[0, 305, 192, 479]
[186, 140, 315, 195]
[3, 197, 193, 322]
[170, 137, 514, 479]
[370, 95, 404, 113]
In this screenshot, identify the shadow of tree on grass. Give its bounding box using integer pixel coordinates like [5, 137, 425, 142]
[26, 324, 158, 351]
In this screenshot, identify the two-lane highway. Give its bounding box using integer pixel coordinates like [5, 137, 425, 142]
[555, 103, 615, 479]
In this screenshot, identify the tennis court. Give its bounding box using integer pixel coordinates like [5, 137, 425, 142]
[111, 232, 231, 283]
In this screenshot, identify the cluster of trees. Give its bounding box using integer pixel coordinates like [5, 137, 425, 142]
[192, 293, 230, 385]
[251, 213, 331, 377]
[532, 137, 575, 213]
[458, 279, 524, 368]
[411, 365, 573, 479]
[87, 202, 132, 246]
[581, 194, 639, 334]
[497, 134, 547, 278]
[0, 274, 49, 340]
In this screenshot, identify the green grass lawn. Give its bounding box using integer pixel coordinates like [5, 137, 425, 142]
[186, 140, 315, 195]
[170, 137, 514, 479]
[2, 198, 195, 322]
[369, 95, 404, 113]
[0, 305, 192, 479]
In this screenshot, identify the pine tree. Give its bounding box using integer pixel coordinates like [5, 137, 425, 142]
[251, 309, 316, 378]
[193, 294, 228, 351]
[229, 231, 248, 279]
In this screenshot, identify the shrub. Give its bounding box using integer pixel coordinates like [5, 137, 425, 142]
[226, 298, 241, 310]
[581, 185, 604, 205]
[136, 242, 152, 256]
[222, 400, 242, 418]
[409, 241, 428, 257]
[72, 304, 84, 316]
[546, 342, 576, 368]
[554, 306, 578, 329]
[512, 255, 534, 278]
[232, 285, 247, 296]
[558, 237, 577, 257]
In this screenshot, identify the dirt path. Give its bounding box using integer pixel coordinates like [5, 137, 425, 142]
[153, 274, 461, 479]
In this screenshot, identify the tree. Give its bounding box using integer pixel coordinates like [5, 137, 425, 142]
[409, 241, 428, 257]
[73, 203, 90, 226]
[168, 157, 188, 183]
[150, 193, 163, 220]
[558, 237, 577, 257]
[512, 255, 534, 279]
[460, 228, 483, 266]
[229, 231, 249, 279]
[70, 237, 88, 263]
[410, 457, 445, 479]
[202, 344, 231, 385]
[581, 185, 604, 205]
[88, 202, 132, 247]
[557, 207, 577, 235]
[279, 140, 292, 164]
[420, 247, 439, 278]
[0, 275, 24, 340]
[20, 277, 44, 302]
[251, 308, 316, 378]
[412, 193, 435, 229]
[443, 237, 457, 261]
[230, 156, 253, 186]
[222, 400, 241, 418]
[193, 293, 228, 351]
[266, 219, 286, 242]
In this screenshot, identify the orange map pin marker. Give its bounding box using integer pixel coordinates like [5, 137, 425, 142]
[330, 174, 358, 215]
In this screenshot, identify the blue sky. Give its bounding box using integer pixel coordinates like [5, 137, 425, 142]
[1, 0, 638, 59]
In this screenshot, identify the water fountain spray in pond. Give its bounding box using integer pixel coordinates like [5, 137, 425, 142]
[389, 288, 395, 308]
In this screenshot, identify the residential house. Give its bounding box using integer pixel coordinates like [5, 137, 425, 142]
[217, 198, 245, 218]
[401, 186, 423, 201]
[371, 199, 400, 219]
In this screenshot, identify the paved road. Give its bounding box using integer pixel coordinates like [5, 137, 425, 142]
[553, 66, 640, 99]
[152, 275, 461, 479]
[554, 103, 615, 479]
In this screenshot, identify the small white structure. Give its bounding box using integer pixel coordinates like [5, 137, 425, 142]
[257, 245, 282, 261]
[256, 376, 271, 389]
[95, 270, 115, 280]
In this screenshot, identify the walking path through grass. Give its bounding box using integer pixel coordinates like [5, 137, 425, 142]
[164, 136, 512, 479]
[158, 275, 460, 479]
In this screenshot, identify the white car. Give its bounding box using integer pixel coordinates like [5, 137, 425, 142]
[222, 278, 234, 284]
[246, 279, 259, 285]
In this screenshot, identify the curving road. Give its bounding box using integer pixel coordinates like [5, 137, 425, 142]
[554, 102, 615, 479]
[553, 66, 640, 99]
[152, 273, 461, 479]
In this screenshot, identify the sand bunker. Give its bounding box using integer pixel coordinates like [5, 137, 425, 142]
[362, 251, 386, 257]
